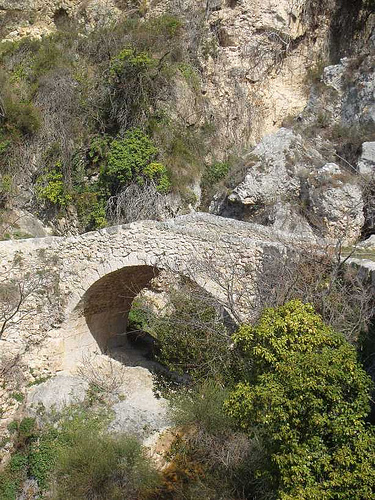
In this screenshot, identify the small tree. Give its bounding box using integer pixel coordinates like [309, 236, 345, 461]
[226, 300, 375, 500]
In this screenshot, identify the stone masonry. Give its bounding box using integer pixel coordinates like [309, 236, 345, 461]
[0, 213, 318, 369]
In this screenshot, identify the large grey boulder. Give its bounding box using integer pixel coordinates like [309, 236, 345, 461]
[358, 142, 375, 175]
[213, 129, 365, 242]
[228, 128, 302, 207]
[109, 366, 170, 440]
[307, 163, 364, 242]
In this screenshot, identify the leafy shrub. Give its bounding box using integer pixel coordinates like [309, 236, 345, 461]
[147, 15, 183, 39]
[105, 128, 158, 190]
[202, 161, 230, 186]
[3, 98, 41, 135]
[170, 381, 233, 435]
[0, 174, 15, 207]
[18, 417, 37, 440]
[87, 135, 110, 174]
[53, 432, 159, 499]
[36, 163, 72, 207]
[0, 139, 10, 155]
[75, 192, 107, 231]
[226, 300, 375, 499]
[142, 162, 171, 193]
[128, 298, 150, 332]
[10, 392, 24, 402]
[109, 48, 155, 80]
[0, 407, 159, 499]
[148, 283, 236, 384]
[31, 37, 69, 80]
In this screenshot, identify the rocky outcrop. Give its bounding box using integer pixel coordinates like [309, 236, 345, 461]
[306, 163, 364, 242]
[212, 129, 364, 242]
[358, 142, 375, 175]
[0, 0, 124, 39]
[0, 0, 337, 153]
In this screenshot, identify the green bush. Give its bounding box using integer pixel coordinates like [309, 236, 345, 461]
[226, 300, 375, 499]
[142, 162, 171, 193]
[10, 392, 24, 403]
[109, 48, 155, 80]
[0, 174, 15, 207]
[0, 139, 11, 155]
[202, 161, 230, 186]
[53, 432, 159, 499]
[0, 407, 160, 499]
[148, 283, 236, 383]
[170, 381, 233, 435]
[105, 128, 158, 190]
[4, 98, 41, 135]
[146, 15, 183, 39]
[31, 37, 68, 79]
[128, 298, 150, 332]
[36, 163, 72, 207]
[75, 191, 107, 231]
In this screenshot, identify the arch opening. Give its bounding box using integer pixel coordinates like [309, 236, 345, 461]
[80, 265, 159, 356]
[66, 264, 233, 373]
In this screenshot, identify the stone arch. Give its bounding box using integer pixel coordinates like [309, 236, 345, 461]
[74, 264, 160, 354]
[61, 257, 223, 370]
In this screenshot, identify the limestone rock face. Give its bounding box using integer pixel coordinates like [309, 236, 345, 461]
[323, 55, 375, 128]
[0, 0, 331, 152]
[228, 128, 303, 206]
[213, 130, 364, 242]
[26, 374, 89, 413]
[307, 163, 364, 242]
[358, 142, 375, 175]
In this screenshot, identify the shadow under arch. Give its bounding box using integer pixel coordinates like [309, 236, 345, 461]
[76, 264, 160, 353]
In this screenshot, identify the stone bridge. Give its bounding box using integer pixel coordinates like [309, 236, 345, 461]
[0, 213, 315, 369]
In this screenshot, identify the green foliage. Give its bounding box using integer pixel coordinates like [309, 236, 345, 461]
[28, 437, 57, 490]
[75, 192, 107, 231]
[0, 139, 11, 155]
[18, 417, 37, 440]
[0, 174, 15, 207]
[0, 406, 159, 500]
[202, 161, 230, 186]
[0, 418, 38, 499]
[147, 283, 236, 383]
[170, 381, 233, 435]
[106, 129, 157, 186]
[3, 97, 41, 136]
[128, 298, 150, 332]
[10, 392, 24, 402]
[87, 135, 110, 172]
[147, 15, 183, 39]
[178, 63, 200, 90]
[225, 300, 375, 499]
[143, 162, 171, 193]
[109, 48, 155, 80]
[9, 453, 28, 472]
[104, 128, 171, 193]
[53, 433, 159, 499]
[36, 163, 72, 207]
[7, 421, 18, 434]
[31, 36, 69, 80]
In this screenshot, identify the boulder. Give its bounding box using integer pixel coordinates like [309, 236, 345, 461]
[228, 128, 302, 207]
[358, 142, 375, 175]
[307, 163, 364, 242]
